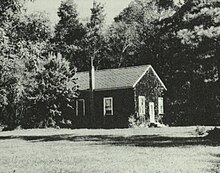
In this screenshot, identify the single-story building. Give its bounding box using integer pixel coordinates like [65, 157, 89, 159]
[74, 65, 167, 128]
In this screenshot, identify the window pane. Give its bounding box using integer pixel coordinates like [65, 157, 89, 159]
[138, 96, 145, 115]
[158, 97, 164, 114]
[105, 99, 111, 110]
[104, 98, 113, 115]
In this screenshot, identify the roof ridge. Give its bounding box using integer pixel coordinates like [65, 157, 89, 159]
[77, 65, 150, 74]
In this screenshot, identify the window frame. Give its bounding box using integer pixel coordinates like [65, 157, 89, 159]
[138, 96, 146, 115]
[76, 99, 85, 116]
[158, 97, 164, 115]
[103, 97, 113, 116]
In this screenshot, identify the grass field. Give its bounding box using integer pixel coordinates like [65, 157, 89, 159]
[0, 126, 220, 173]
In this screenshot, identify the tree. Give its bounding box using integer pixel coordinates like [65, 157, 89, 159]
[0, 33, 26, 127]
[104, 21, 139, 68]
[55, 0, 85, 45]
[0, 0, 77, 128]
[22, 54, 78, 128]
[54, 0, 106, 72]
[102, 0, 220, 125]
[0, 0, 35, 40]
[83, 0, 106, 70]
[0, 35, 45, 127]
[104, 0, 174, 70]
[79, 1, 106, 126]
[54, 0, 86, 70]
[12, 12, 52, 43]
[0, 0, 25, 29]
[0, 33, 78, 128]
[158, 0, 220, 125]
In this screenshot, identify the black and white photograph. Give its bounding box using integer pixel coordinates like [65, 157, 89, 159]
[0, 0, 220, 172]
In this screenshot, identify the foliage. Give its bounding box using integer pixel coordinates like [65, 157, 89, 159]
[55, 0, 85, 45]
[83, 1, 106, 70]
[128, 114, 137, 128]
[104, 21, 138, 68]
[12, 12, 52, 43]
[54, 0, 107, 69]
[0, 29, 28, 127]
[0, 0, 25, 28]
[0, 0, 78, 128]
[104, 0, 175, 70]
[128, 114, 147, 128]
[22, 54, 78, 128]
[159, 0, 220, 125]
[195, 126, 207, 136]
[54, 0, 86, 70]
[104, 0, 220, 125]
[0, 40, 78, 128]
[1, 0, 220, 128]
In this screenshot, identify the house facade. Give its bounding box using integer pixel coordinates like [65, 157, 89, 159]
[73, 65, 167, 128]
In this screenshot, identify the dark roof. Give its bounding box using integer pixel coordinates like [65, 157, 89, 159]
[76, 65, 166, 91]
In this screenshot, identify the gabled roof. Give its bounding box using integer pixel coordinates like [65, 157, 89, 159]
[76, 65, 167, 91]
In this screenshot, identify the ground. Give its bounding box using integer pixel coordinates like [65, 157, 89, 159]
[0, 127, 220, 173]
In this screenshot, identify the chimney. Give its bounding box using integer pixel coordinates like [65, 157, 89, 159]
[89, 56, 95, 125]
[91, 65, 95, 89]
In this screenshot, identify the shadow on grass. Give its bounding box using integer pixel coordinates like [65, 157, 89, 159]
[0, 134, 219, 147]
[208, 154, 220, 173]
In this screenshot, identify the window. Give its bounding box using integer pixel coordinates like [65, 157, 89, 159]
[138, 96, 146, 115]
[103, 97, 113, 116]
[76, 99, 85, 116]
[158, 97, 164, 115]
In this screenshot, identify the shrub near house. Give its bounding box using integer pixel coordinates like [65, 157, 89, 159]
[23, 54, 78, 128]
[0, 53, 78, 129]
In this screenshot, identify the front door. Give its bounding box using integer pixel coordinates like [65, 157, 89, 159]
[149, 102, 155, 123]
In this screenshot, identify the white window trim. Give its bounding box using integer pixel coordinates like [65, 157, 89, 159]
[76, 99, 85, 116]
[138, 96, 146, 115]
[103, 97, 113, 116]
[158, 97, 164, 115]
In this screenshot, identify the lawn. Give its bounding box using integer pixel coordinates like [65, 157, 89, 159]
[0, 127, 220, 173]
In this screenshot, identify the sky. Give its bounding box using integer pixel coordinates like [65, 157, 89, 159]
[26, 0, 132, 26]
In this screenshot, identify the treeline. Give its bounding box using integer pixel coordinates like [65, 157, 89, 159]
[0, 0, 220, 128]
[0, 0, 100, 128]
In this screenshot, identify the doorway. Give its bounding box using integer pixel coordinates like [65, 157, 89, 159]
[149, 102, 155, 123]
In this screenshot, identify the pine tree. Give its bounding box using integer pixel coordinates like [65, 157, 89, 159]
[54, 0, 86, 70]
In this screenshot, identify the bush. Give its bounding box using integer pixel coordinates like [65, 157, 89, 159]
[128, 114, 137, 128]
[128, 114, 147, 128]
[0, 52, 78, 128]
[22, 54, 78, 128]
[195, 126, 207, 136]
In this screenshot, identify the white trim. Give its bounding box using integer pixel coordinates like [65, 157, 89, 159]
[76, 99, 85, 116]
[158, 97, 164, 115]
[138, 96, 146, 115]
[132, 65, 167, 90]
[132, 66, 151, 87]
[149, 66, 167, 90]
[103, 97, 113, 116]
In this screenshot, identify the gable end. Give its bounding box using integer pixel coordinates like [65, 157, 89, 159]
[133, 65, 167, 90]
